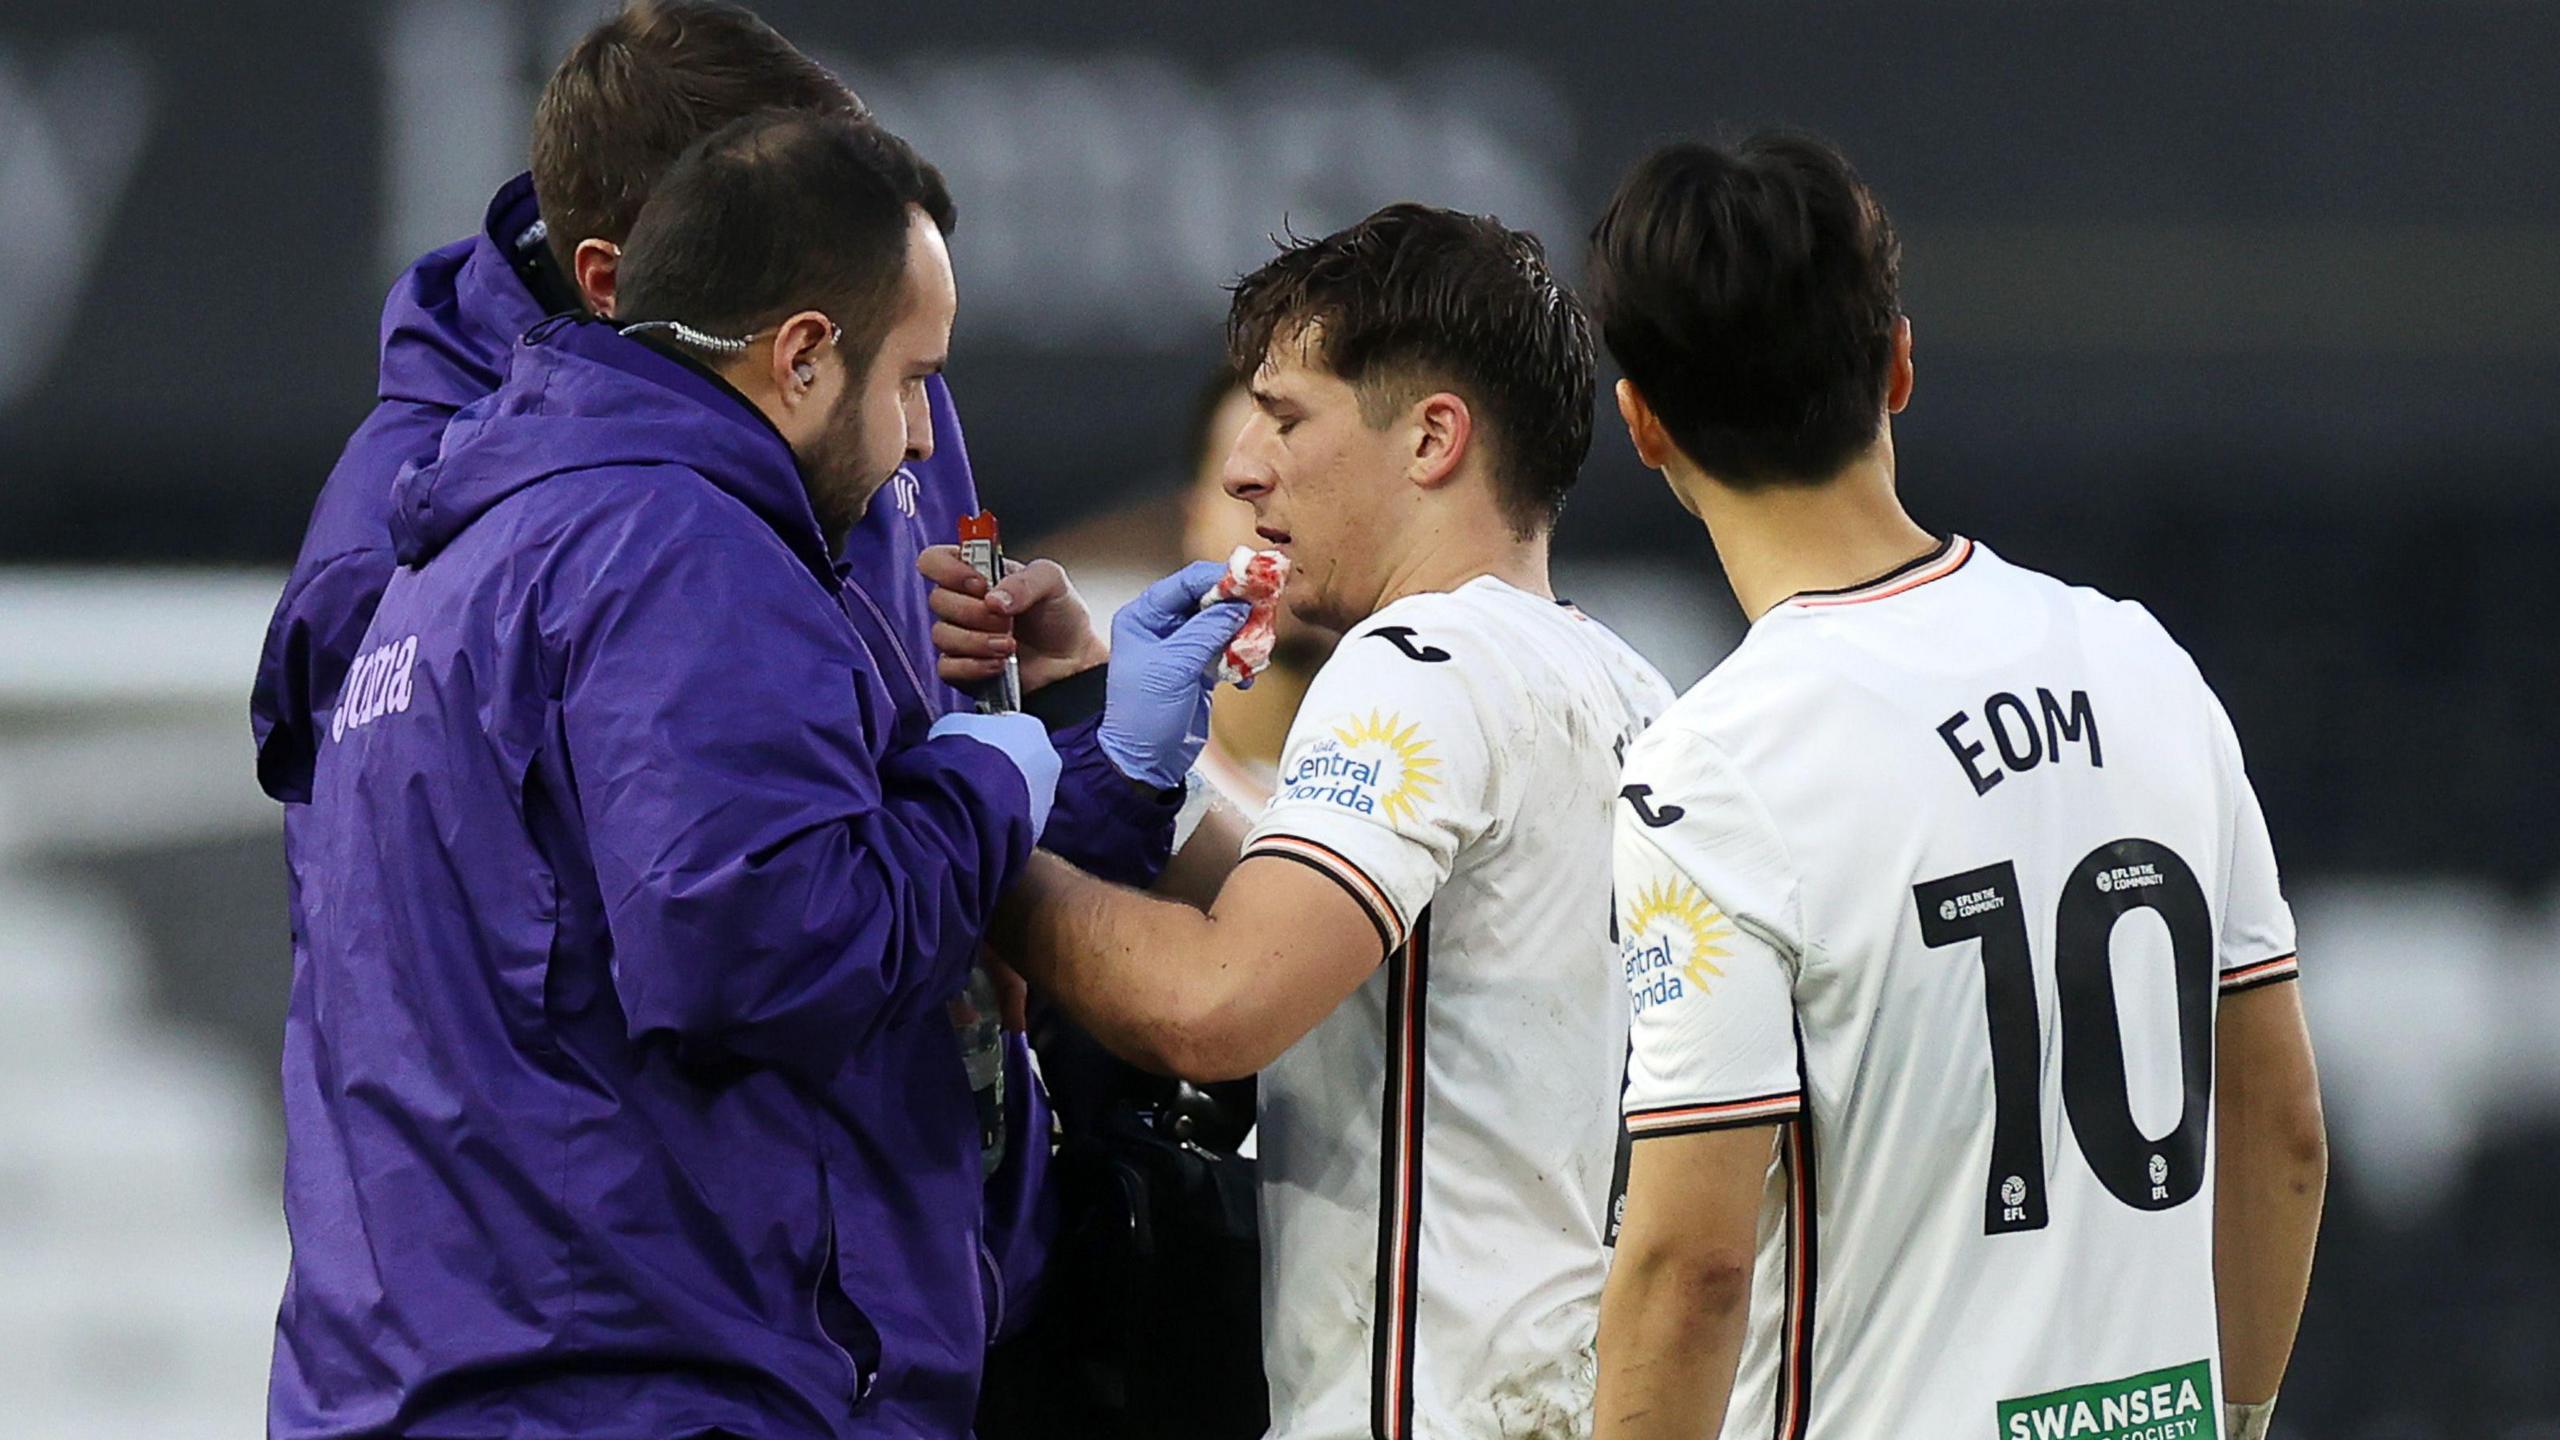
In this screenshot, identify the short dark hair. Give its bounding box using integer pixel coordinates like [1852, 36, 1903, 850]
[530, 0, 864, 275]
[615, 112, 956, 376]
[1586, 133, 1903, 487]
[1227, 203, 1595, 538]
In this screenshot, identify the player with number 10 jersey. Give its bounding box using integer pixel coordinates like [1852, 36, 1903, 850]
[1615, 534, 2294, 1437]
[1583, 133, 2324, 1440]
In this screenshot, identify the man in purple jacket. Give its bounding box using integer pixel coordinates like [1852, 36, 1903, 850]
[256, 4, 1194, 1436]
[254, 10, 1130, 871]
[270, 111, 1246, 1439]
[251, 20, 1163, 924]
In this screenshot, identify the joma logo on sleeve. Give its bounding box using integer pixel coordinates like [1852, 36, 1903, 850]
[331, 635, 420, 741]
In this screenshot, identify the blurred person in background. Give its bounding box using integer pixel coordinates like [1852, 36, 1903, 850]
[270, 109, 1240, 1439]
[1583, 134, 2325, 1440]
[934, 203, 1673, 1439]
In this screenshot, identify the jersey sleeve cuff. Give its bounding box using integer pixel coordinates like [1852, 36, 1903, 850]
[1242, 833, 1407, 958]
[1625, 1091, 1803, 1139]
[2219, 952, 2300, 994]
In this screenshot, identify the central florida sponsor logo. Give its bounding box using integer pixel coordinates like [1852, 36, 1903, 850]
[1619, 878, 1734, 1014]
[1998, 1360, 2216, 1440]
[1278, 709, 1440, 824]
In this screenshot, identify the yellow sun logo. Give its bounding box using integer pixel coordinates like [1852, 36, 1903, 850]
[1332, 709, 1442, 826]
[1624, 878, 1736, 992]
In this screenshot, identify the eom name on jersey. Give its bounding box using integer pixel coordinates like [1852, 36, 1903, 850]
[1998, 1360, 2216, 1440]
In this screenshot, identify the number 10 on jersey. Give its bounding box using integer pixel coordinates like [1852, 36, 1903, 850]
[1913, 839, 2217, 1236]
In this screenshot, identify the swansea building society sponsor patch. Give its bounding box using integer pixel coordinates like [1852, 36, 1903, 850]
[1998, 1360, 2215, 1440]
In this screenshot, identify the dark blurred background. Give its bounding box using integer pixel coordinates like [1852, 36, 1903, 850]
[0, 1, 2553, 1434]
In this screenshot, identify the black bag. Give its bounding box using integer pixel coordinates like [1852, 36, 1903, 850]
[977, 1018, 1267, 1440]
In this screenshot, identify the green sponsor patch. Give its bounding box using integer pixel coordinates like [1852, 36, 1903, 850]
[1998, 1360, 2216, 1440]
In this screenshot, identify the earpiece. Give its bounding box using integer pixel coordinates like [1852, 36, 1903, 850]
[793, 361, 816, 386]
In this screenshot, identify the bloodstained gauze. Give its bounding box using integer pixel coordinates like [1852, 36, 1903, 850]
[1202, 545, 1290, 686]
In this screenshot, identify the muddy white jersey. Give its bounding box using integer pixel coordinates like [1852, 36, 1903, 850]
[1243, 577, 1673, 1440]
[1615, 538, 2297, 1440]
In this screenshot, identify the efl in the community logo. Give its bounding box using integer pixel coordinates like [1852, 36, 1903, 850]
[1619, 877, 1735, 1014]
[1997, 1359, 2215, 1440]
[2096, 862, 2162, 894]
[1941, 885, 2006, 921]
[1279, 709, 1440, 824]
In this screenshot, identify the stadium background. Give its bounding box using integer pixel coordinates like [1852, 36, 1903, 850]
[2, 0, 2554, 1434]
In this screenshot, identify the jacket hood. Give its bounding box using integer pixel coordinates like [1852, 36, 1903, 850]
[389, 316, 829, 577]
[374, 173, 551, 413]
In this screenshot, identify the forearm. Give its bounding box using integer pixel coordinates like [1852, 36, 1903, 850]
[1594, 1244, 1753, 1440]
[1153, 787, 1249, 908]
[2214, 988, 2328, 1403]
[994, 851, 1253, 1079]
[2214, 1110, 2325, 1401]
[1595, 1124, 1777, 1440]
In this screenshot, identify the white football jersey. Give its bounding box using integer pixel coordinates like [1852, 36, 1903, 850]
[1615, 537, 2297, 1440]
[1242, 577, 1673, 1440]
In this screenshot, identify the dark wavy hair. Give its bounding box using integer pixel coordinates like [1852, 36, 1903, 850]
[1227, 203, 1596, 538]
[1587, 132, 1903, 487]
[530, 0, 864, 275]
[616, 111, 954, 378]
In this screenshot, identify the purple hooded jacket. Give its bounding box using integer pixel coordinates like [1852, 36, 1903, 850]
[276, 315, 1060, 1439]
[261, 180, 1173, 1437]
[253, 176, 1008, 800]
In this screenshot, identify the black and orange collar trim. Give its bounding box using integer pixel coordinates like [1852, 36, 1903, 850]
[1784, 535, 1975, 610]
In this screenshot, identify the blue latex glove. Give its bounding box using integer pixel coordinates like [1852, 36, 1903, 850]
[1102, 561, 1252, 789]
[930, 711, 1060, 840]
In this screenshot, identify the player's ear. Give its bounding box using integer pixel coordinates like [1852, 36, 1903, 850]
[1885, 314, 1914, 415]
[1408, 391, 1472, 492]
[1616, 378, 1674, 469]
[572, 238, 621, 318]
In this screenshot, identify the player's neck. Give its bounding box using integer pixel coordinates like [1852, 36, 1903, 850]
[1208, 658, 1315, 770]
[1680, 439, 1936, 623]
[1371, 510, 1553, 615]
